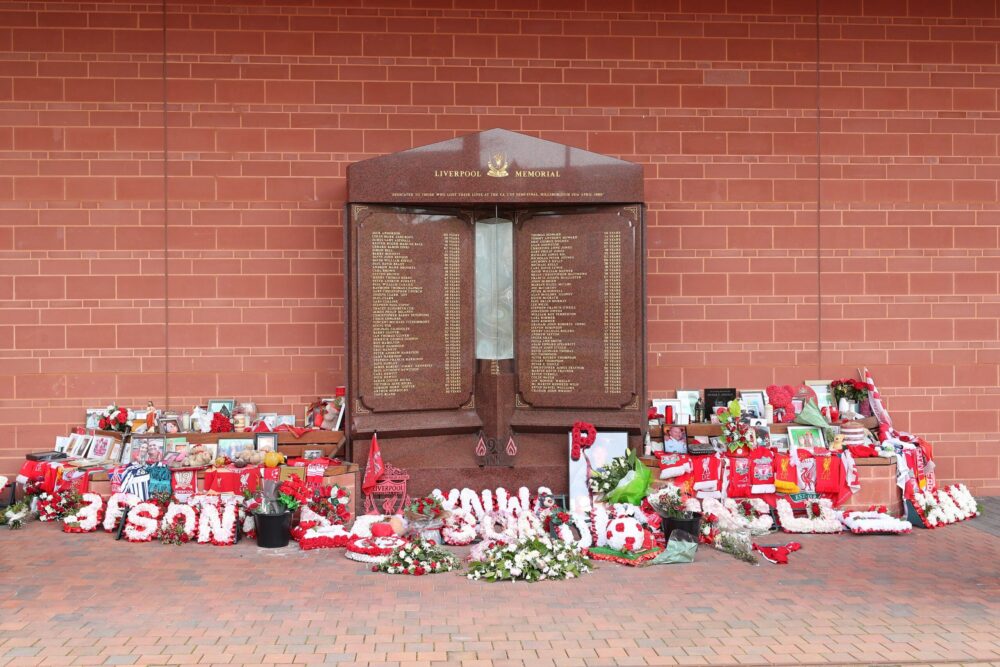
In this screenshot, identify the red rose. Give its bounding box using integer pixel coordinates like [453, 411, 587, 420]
[99, 418, 109, 430]
[413, 566, 425, 576]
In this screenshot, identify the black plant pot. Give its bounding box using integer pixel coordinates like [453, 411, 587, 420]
[254, 511, 291, 548]
[661, 512, 702, 543]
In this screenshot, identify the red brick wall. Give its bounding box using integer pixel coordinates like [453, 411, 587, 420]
[2, 0, 998, 494]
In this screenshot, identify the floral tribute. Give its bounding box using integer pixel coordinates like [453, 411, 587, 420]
[209, 411, 234, 433]
[158, 503, 199, 545]
[195, 499, 238, 546]
[36, 490, 72, 522]
[588, 454, 633, 497]
[309, 484, 352, 525]
[839, 506, 912, 535]
[586, 516, 662, 566]
[701, 497, 774, 535]
[2, 501, 30, 529]
[718, 400, 758, 452]
[123, 502, 162, 542]
[103, 493, 139, 532]
[345, 534, 409, 564]
[831, 378, 869, 404]
[442, 507, 478, 546]
[570, 421, 596, 461]
[62, 493, 104, 533]
[775, 498, 842, 534]
[468, 535, 591, 582]
[403, 495, 446, 522]
[374, 536, 461, 576]
[277, 477, 312, 512]
[97, 404, 133, 433]
[907, 484, 979, 529]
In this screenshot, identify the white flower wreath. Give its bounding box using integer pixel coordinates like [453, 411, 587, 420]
[197, 502, 238, 545]
[123, 502, 161, 542]
[776, 498, 842, 534]
[103, 492, 139, 532]
[948, 484, 979, 519]
[63, 493, 104, 532]
[442, 507, 478, 546]
[840, 510, 911, 534]
[161, 503, 198, 540]
[702, 497, 774, 535]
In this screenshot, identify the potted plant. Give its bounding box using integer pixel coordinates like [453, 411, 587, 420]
[647, 485, 701, 543]
[252, 478, 307, 548]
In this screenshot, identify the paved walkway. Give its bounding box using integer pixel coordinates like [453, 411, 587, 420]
[1, 512, 998, 667]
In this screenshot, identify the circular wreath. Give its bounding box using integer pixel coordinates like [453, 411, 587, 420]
[571, 421, 597, 461]
[345, 535, 408, 564]
[442, 507, 478, 546]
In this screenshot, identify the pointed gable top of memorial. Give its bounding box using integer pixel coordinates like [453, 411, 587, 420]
[347, 128, 644, 205]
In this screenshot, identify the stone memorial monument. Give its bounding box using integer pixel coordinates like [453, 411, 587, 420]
[346, 129, 646, 496]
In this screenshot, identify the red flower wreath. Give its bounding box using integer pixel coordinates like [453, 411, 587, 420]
[571, 421, 597, 461]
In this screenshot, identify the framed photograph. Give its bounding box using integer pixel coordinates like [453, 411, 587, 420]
[739, 389, 767, 419]
[208, 398, 236, 416]
[568, 430, 628, 513]
[258, 413, 278, 430]
[704, 388, 737, 414]
[88, 435, 115, 460]
[805, 380, 833, 409]
[67, 433, 92, 458]
[787, 426, 826, 451]
[162, 451, 184, 465]
[675, 390, 700, 419]
[54, 436, 71, 453]
[158, 416, 181, 434]
[165, 437, 188, 454]
[255, 432, 279, 453]
[107, 438, 123, 464]
[662, 424, 687, 454]
[651, 398, 683, 425]
[85, 409, 102, 429]
[118, 439, 133, 465]
[770, 434, 790, 452]
[130, 435, 165, 464]
[219, 438, 254, 460]
[276, 415, 296, 428]
[303, 449, 323, 460]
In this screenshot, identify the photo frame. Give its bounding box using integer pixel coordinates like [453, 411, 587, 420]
[787, 426, 827, 451]
[255, 432, 279, 453]
[208, 398, 236, 416]
[107, 438, 124, 464]
[662, 424, 688, 454]
[219, 438, 254, 460]
[651, 398, 683, 425]
[54, 436, 71, 453]
[67, 433, 92, 458]
[770, 434, 790, 452]
[568, 430, 628, 513]
[259, 413, 278, 430]
[738, 389, 767, 419]
[85, 409, 102, 430]
[158, 416, 181, 434]
[130, 435, 165, 464]
[303, 449, 323, 460]
[805, 380, 833, 409]
[276, 415, 296, 428]
[704, 388, 737, 414]
[88, 435, 115, 460]
[118, 439, 133, 465]
[675, 390, 700, 419]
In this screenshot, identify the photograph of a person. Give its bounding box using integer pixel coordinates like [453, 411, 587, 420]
[662, 425, 688, 453]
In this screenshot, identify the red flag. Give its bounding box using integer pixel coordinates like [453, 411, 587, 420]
[362, 432, 384, 494]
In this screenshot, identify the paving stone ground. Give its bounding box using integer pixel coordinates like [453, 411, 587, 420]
[1, 509, 998, 667]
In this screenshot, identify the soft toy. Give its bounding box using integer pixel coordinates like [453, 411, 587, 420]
[180, 445, 214, 468]
[766, 385, 795, 423]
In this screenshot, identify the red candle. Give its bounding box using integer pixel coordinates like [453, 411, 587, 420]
[665, 405, 674, 424]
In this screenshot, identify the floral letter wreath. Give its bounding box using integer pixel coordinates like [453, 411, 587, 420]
[63, 493, 104, 533]
[197, 502, 238, 546]
[840, 507, 912, 535]
[571, 421, 597, 461]
[776, 498, 842, 534]
[160, 503, 199, 542]
[104, 493, 139, 533]
[702, 497, 774, 535]
[124, 502, 162, 542]
[442, 507, 478, 546]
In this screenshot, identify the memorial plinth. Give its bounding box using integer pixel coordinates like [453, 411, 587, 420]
[346, 129, 646, 496]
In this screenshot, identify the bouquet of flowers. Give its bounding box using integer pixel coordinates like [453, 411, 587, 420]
[588, 453, 633, 497]
[403, 495, 446, 522]
[468, 535, 591, 582]
[375, 537, 461, 576]
[2, 501, 30, 529]
[646, 485, 689, 519]
[718, 400, 757, 452]
[310, 485, 352, 525]
[97, 404, 133, 433]
[277, 477, 312, 512]
[831, 378, 868, 404]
